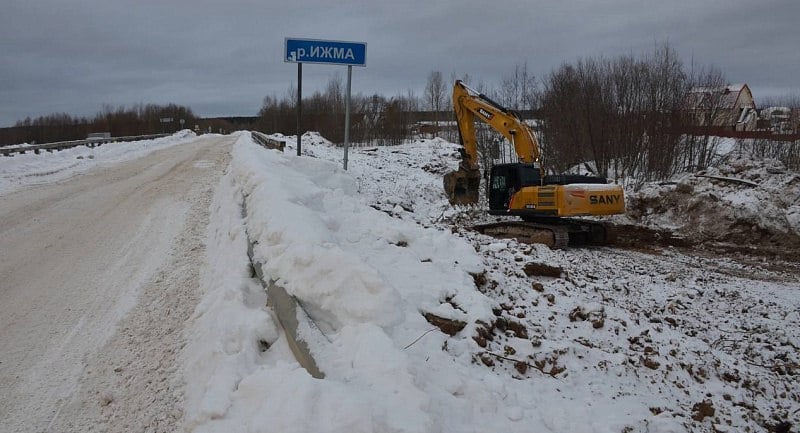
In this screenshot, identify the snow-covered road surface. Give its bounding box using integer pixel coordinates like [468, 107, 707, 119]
[0, 134, 233, 432]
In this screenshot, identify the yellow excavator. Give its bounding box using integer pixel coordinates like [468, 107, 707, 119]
[445, 80, 625, 248]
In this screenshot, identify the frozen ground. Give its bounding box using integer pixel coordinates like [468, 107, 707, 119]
[185, 132, 798, 433]
[625, 156, 800, 258]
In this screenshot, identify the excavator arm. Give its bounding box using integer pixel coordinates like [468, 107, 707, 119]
[452, 80, 540, 168]
[445, 80, 541, 204]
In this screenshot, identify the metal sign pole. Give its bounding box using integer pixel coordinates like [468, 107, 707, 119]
[297, 62, 302, 156]
[343, 65, 352, 170]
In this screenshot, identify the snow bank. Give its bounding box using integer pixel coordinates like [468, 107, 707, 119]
[183, 155, 280, 429]
[185, 134, 485, 431]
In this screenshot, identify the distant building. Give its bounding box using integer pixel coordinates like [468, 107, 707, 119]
[86, 132, 112, 140]
[684, 84, 757, 131]
[760, 107, 793, 134]
[793, 108, 800, 134]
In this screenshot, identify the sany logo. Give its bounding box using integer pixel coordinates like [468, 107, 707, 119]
[589, 194, 622, 205]
[477, 108, 494, 120]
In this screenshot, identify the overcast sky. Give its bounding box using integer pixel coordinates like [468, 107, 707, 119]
[1, 0, 798, 127]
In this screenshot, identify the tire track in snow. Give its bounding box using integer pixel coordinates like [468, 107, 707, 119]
[0, 135, 233, 433]
[48, 137, 233, 433]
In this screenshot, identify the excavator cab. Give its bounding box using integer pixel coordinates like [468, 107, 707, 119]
[488, 163, 541, 211]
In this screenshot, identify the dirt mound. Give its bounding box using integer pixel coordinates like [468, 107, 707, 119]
[625, 157, 800, 255]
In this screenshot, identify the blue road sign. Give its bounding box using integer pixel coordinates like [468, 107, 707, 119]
[285, 38, 367, 67]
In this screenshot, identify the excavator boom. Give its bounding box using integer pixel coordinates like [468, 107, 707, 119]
[452, 80, 540, 167]
[445, 81, 540, 205]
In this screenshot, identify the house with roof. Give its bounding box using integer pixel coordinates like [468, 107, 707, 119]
[684, 84, 757, 132]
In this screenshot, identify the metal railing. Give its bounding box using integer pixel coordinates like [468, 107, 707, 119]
[0, 133, 170, 157]
[250, 131, 286, 152]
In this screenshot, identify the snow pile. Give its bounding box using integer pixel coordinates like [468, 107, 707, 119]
[187, 132, 798, 433]
[626, 157, 800, 247]
[278, 131, 463, 224]
[0, 130, 198, 195]
[188, 133, 522, 432]
[183, 154, 280, 428]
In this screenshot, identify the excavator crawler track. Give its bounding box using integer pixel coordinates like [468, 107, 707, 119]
[472, 218, 612, 249]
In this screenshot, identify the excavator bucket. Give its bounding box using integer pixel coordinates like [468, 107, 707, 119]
[444, 168, 481, 205]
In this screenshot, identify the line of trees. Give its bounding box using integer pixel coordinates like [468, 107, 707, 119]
[0, 104, 198, 146]
[536, 46, 800, 181]
[537, 44, 715, 182]
[254, 73, 422, 146]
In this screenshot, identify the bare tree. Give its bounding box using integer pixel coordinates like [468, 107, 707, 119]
[760, 94, 800, 110]
[538, 43, 694, 182]
[425, 70, 445, 137]
[610, 43, 687, 182]
[498, 63, 537, 112]
[404, 88, 420, 112]
[679, 65, 728, 170]
[2, 103, 198, 146]
[641, 44, 687, 179]
[538, 63, 586, 174]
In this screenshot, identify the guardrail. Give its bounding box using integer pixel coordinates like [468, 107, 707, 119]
[251, 131, 286, 152]
[0, 133, 170, 157]
[243, 199, 325, 379]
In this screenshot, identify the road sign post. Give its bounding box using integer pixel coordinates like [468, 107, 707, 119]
[344, 65, 352, 170]
[285, 38, 367, 169]
[160, 117, 172, 134]
[297, 62, 302, 156]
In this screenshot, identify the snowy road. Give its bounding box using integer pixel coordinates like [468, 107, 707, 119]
[0, 135, 233, 432]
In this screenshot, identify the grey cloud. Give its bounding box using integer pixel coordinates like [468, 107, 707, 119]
[1, 0, 798, 126]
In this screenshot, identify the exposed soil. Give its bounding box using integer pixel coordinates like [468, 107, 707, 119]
[623, 157, 800, 262]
